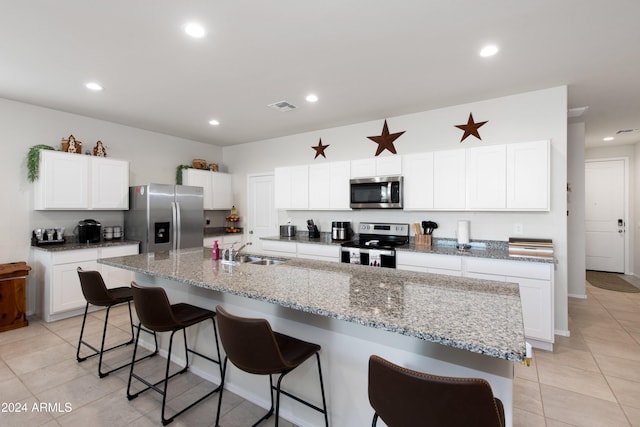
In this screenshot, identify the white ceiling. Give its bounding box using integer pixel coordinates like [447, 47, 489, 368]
[2, 1, 639, 148]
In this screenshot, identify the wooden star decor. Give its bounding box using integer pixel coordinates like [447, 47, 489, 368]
[455, 113, 488, 142]
[311, 138, 330, 159]
[367, 120, 405, 156]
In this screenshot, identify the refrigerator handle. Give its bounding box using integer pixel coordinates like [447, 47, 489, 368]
[174, 201, 181, 250]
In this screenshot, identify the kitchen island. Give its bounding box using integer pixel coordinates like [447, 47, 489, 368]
[100, 247, 526, 426]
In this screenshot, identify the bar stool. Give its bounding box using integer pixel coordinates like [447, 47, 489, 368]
[214, 305, 329, 427]
[368, 355, 505, 427]
[76, 267, 157, 378]
[127, 282, 222, 426]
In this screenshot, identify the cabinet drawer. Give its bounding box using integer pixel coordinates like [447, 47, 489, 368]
[51, 249, 99, 265]
[464, 258, 551, 280]
[100, 244, 138, 259]
[297, 244, 339, 258]
[396, 251, 462, 270]
[262, 240, 297, 254]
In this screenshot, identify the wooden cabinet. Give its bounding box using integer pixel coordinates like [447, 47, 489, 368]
[274, 165, 309, 209]
[309, 161, 351, 210]
[466, 145, 506, 210]
[403, 152, 434, 210]
[433, 149, 466, 209]
[506, 140, 550, 210]
[31, 244, 139, 322]
[350, 156, 402, 178]
[34, 150, 129, 210]
[182, 169, 233, 210]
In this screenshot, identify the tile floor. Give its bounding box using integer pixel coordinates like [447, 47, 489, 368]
[0, 278, 639, 426]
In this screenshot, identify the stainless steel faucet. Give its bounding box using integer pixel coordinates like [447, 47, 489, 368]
[221, 241, 252, 263]
[234, 242, 252, 260]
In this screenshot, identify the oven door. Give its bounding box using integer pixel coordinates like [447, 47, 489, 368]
[341, 247, 396, 268]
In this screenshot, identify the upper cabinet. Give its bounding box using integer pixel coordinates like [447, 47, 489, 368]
[182, 168, 232, 210]
[403, 140, 550, 211]
[274, 165, 309, 209]
[350, 156, 402, 178]
[34, 150, 129, 210]
[309, 161, 351, 210]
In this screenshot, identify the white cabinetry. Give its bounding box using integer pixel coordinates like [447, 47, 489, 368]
[463, 257, 554, 349]
[261, 240, 297, 256]
[466, 145, 506, 210]
[274, 166, 309, 209]
[203, 234, 244, 249]
[396, 251, 463, 277]
[350, 156, 402, 178]
[309, 161, 351, 210]
[34, 150, 129, 210]
[31, 244, 139, 322]
[403, 152, 434, 210]
[506, 140, 550, 210]
[182, 169, 233, 210]
[433, 149, 466, 209]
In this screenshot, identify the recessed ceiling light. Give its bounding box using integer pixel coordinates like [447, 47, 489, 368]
[208, 119, 220, 126]
[306, 94, 318, 103]
[603, 136, 614, 141]
[184, 22, 206, 38]
[85, 82, 103, 91]
[479, 45, 499, 57]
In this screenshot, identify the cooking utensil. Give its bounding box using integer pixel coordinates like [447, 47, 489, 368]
[422, 221, 438, 235]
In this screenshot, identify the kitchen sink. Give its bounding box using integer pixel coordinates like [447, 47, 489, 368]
[249, 258, 283, 265]
[234, 254, 285, 265]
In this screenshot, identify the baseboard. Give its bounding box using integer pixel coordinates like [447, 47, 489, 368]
[568, 293, 587, 299]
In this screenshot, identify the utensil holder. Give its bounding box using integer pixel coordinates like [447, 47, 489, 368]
[415, 234, 432, 248]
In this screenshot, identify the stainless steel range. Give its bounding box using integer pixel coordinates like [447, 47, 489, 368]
[340, 222, 409, 268]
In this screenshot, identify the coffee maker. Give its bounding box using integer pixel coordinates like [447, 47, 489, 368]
[332, 221, 352, 241]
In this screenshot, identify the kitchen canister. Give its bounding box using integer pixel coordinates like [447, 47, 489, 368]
[112, 226, 122, 239]
[103, 226, 114, 240]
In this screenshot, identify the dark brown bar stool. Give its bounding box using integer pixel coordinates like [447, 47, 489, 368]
[127, 282, 222, 426]
[214, 305, 329, 427]
[76, 267, 157, 378]
[368, 355, 505, 427]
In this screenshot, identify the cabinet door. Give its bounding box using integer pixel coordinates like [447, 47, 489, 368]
[403, 152, 434, 210]
[274, 166, 308, 209]
[507, 140, 550, 210]
[91, 157, 129, 209]
[211, 172, 233, 209]
[329, 161, 351, 209]
[99, 245, 138, 289]
[376, 156, 402, 176]
[509, 276, 554, 342]
[183, 169, 214, 209]
[350, 158, 376, 178]
[308, 164, 331, 209]
[433, 149, 466, 209]
[52, 260, 98, 314]
[466, 145, 506, 210]
[297, 243, 339, 262]
[35, 150, 89, 209]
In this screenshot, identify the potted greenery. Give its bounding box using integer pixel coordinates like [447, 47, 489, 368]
[27, 145, 55, 182]
[176, 164, 192, 185]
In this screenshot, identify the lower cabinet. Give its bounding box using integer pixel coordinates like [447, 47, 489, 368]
[297, 243, 339, 262]
[397, 251, 554, 349]
[204, 234, 244, 249]
[31, 244, 139, 322]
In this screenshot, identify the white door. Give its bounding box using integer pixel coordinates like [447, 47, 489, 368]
[585, 159, 626, 273]
[247, 174, 277, 252]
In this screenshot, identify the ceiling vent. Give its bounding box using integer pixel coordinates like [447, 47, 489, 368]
[268, 101, 297, 112]
[567, 106, 589, 118]
[615, 128, 639, 134]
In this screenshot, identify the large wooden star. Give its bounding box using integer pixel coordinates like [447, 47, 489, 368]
[367, 120, 405, 156]
[311, 138, 330, 159]
[455, 113, 488, 142]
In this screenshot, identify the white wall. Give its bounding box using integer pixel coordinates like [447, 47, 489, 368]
[0, 97, 222, 265]
[567, 123, 586, 298]
[224, 86, 570, 335]
[585, 143, 637, 276]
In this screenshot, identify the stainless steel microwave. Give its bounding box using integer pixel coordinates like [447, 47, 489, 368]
[350, 176, 403, 209]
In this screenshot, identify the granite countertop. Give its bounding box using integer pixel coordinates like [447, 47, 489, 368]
[99, 248, 526, 362]
[31, 239, 140, 252]
[261, 232, 554, 264]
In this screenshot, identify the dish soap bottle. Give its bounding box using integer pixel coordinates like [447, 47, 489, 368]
[212, 240, 220, 260]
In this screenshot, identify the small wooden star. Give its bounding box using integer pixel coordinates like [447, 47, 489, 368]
[455, 113, 488, 142]
[311, 138, 330, 159]
[367, 120, 405, 156]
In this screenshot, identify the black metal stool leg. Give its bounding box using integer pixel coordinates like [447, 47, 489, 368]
[316, 353, 329, 427]
[215, 357, 228, 427]
[76, 303, 90, 362]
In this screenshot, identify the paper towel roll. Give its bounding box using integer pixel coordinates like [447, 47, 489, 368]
[457, 220, 470, 245]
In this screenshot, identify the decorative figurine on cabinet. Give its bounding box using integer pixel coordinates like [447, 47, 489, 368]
[93, 140, 107, 157]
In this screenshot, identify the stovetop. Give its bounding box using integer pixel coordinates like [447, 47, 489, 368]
[340, 222, 410, 250]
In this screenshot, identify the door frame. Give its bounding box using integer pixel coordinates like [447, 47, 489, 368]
[585, 157, 630, 275]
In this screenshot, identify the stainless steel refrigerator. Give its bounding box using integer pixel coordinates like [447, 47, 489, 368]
[124, 184, 204, 253]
